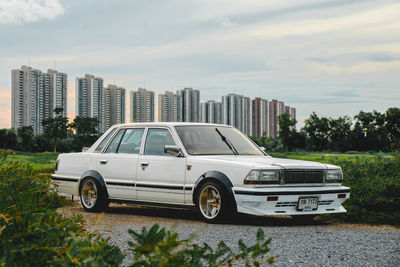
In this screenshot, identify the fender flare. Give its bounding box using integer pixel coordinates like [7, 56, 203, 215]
[192, 171, 235, 207]
[79, 170, 109, 197]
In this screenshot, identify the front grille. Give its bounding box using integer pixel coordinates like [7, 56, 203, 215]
[284, 170, 324, 184]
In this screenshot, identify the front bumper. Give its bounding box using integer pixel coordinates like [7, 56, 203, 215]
[233, 186, 350, 216]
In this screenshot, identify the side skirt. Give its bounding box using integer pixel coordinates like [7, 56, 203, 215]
[108, 198, 196, 211]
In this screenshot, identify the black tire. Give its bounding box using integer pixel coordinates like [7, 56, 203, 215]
[291, 215, 317, 223]
[79, 177, 109, 212]
[196, 181, 234, 223]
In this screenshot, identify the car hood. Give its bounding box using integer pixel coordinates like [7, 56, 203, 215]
[192, 155, 334, 169]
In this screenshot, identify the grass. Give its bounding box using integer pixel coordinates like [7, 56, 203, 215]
[6, 152, 58, 173]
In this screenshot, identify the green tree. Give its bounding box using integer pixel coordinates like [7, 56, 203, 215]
[0, 129, 17, 149]
[70, 116, 100, 150]
[328, 116, 352, 152]
[17, 126, 34, 152]
[278, 113, 296, 151]
[42, 107, 69, 152]
[385, 107, 400, 151]
[302, 112, 330, 151]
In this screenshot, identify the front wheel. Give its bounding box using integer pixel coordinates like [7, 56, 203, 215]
[197, 181, 233, 223]
[79, 177, 109, 212]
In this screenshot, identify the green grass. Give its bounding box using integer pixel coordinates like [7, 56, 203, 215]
[6, 152, 58, 173]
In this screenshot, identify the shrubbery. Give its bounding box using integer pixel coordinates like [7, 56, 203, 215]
[272, 152, 400, 225]
[0, 150, 276, 266]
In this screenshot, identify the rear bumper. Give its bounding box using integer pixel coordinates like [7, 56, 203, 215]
[233, 186, 350, 216]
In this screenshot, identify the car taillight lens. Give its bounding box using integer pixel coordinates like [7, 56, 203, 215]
[338, 194, 346, 199]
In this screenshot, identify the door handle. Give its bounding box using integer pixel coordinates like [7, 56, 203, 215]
[140, 161, 149, 167]
[100, 159, 108, 165]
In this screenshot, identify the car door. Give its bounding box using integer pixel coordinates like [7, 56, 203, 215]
[136, 127, 186, 203]
[96, 127, 145, 200]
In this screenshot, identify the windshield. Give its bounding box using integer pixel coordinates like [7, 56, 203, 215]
[175, 125, 264, 155]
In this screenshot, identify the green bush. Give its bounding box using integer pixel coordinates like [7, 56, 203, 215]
[273, 152, 400, 225]
[127, 224, 276, 267]
[0, 151, 124, 266]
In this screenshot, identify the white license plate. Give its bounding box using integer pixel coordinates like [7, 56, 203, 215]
[297, 197, 318, 211]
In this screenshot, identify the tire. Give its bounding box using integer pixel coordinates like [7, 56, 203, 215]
[79, 177, 109, 212]
[196, 181, 234, 223]
[291, 215, 317, 223]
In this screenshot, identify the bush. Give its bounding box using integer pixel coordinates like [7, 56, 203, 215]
[273, 152, 400, 225]
[127, 224, 276, 267]
[0, 150, 124, 266]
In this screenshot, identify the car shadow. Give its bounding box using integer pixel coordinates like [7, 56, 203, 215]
[104, 204, 330, 227]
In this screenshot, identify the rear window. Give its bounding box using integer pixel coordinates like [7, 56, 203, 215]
[94, 128, 117, 152]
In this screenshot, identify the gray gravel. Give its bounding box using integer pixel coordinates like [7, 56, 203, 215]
[81, 206, 400, 266]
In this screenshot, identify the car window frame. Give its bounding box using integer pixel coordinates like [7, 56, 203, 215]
[142, 127, 182, 157]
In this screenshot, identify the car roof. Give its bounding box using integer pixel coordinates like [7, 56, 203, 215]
[113, 122, 234, 128]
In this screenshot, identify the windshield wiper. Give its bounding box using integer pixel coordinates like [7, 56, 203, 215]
[215, 128, 239, 155]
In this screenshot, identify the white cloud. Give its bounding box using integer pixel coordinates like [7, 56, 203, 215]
[215, 16, 237, 28]
[0, 0, 63, 24]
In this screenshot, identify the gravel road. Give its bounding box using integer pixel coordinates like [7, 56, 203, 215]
[59, 203, 400, 266]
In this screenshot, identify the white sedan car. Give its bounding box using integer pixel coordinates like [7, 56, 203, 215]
[53, 123, 350, 223]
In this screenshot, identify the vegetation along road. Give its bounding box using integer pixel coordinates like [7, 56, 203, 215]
[60, 203, 400, 266]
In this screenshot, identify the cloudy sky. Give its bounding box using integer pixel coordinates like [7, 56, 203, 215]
[1, 0, 399, 128]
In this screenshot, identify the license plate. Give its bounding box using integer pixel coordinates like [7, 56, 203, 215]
[297, 197, 318, 211]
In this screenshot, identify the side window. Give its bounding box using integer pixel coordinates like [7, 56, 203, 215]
[105, 129, 125, 153]
[94, 128, 116, 152]
[117, 128, 144, 154]
[144, 128, 176, 156]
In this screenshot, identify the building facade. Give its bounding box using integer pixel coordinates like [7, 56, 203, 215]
[178, 88, 200, 122]
[222, 93, 252, 136]
[200, 100, 222, 124]
[130, 88, 154, 122]
[252, 97, 268, 137]
[158, 91, 182, 122]
[11, 66, 67, 134]
[103, 84, 126, 131]
[75, 74, 104, 131]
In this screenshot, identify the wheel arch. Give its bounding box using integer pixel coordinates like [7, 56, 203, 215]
[79, 170, 109, 197]
[192, 171, 236, 209]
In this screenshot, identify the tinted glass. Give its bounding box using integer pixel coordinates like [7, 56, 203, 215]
[94, 128, 116, 152]
[117, 128, 144, 154]
[105, 129, 125, 153]
[144, 128, 176, 156]
[175, 126, 263, 155]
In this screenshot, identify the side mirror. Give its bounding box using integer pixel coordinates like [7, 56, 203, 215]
[164, 145, 183, 157]
[260, 146, 266, 152]
[82, 147, 90, 152]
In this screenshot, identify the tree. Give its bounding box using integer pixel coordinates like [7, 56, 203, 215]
[0, 129, 17, 149]
[385, 107, 400, 151]
[17, 126, 34, 152]
[328, 116, 352, 152]
[70, 116, 100, 150]
[42, 108, 69, 152]
[302, 112, 330, 151]
[278, 113, 297, 151]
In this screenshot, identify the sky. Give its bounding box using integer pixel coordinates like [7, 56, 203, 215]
[0, 0, 399, 129]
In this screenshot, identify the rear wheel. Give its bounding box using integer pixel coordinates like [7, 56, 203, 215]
[197, 181, 233, 223]
[79, 177, 109, 212]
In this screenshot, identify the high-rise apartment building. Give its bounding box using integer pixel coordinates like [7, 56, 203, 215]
[268, 99, 278, 138]
[158, 91, 182, 122]
[200, 100, 222, 124]
[75, 74, 104, 131]
[178, 88, 200, 122]
[222, 93, 252, 136]
[252, 97, 268, 137]
[103, 84, 125, 131]
[11, 66, 67, 134]
[130, 88, 154, 122]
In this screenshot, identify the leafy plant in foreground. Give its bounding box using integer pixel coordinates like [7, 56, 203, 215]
[127, 224, 277, 267]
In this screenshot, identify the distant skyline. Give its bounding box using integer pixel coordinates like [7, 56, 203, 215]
[1, 0, 399, 129]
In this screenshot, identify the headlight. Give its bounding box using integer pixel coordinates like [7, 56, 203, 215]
[244, 170, 280, 184]
[325, 169, 343, 183]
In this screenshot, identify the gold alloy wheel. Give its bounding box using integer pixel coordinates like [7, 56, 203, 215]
[199, 185, 222, 219]
[81, 179, 98, 209]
